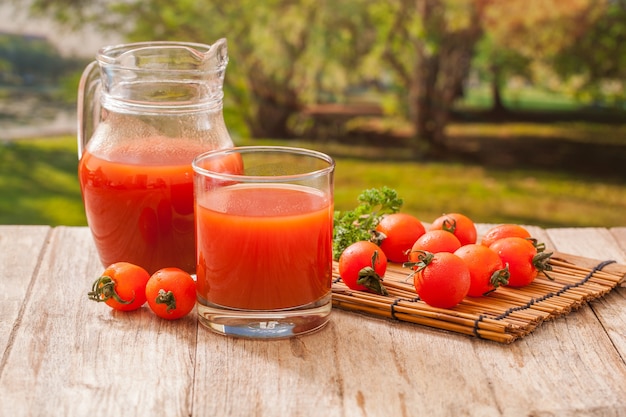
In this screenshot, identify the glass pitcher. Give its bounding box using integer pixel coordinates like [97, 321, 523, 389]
[77, 39, 234, 274]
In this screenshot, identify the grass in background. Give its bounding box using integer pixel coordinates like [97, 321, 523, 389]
[1, 135, 625, 228]
[455, 84, 581, 111]
[447, 121, 626, 145]
[0, 137, 86, 225]
[239, 138, 626, 228]
[331, 158, 625, 227]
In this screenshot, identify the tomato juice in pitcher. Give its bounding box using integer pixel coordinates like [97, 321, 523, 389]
[78, 139, 204, 273]
[78, 40, 234, 274]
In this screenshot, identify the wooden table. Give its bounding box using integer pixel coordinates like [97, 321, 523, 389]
[1, 225, 625, 416]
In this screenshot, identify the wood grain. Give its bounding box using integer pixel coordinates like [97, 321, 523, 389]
[1, 226, 625, 417]
[0, 226, 51, 360]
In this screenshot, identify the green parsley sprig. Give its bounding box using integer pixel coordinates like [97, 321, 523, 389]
[333, 187, 403, 260]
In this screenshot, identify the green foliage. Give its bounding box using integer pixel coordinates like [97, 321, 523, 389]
[0, 33, 84, 87]
[333, 186, 403, 260]
[332, 157, 626, 230]
[0, 137, 86, 226]
[551, 1, 626, 104]
[2, 133, 626, 230]
[455, 84, 581, 111]
[471, 35, 533, 83]
[20, 0, 626, 141]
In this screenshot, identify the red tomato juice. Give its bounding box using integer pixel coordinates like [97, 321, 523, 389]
[79, 148, 199, 274]
[196, 184, 333, 310]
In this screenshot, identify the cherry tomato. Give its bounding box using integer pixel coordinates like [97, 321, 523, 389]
[429, 213, 477, 245]
[481, 223, 548, 253]
[146, 268, 197, 320]
[489, 237, 553, 287]
[409, 229, 462, 256]
[410, 251, 470, 309]
[480, 224, 532, 247]
[338, 241, 388, 295]
[375, 213, 426, 263]
[454, 244, 509, 297]
[88, 262, 151, 311]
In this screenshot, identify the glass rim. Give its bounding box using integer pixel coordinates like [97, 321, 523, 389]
[96, 39, 227, 73]
[192, 146, 335, 183]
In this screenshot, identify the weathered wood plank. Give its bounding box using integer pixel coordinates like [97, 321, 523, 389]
[192, 226, 626, 417]
[610, 227, 626, 255]
[547, 227, 626, 264]
[0, 226, 50, 356]
[2, 225, 626, 417]
[193, 308, 503, 417]
[0, 227, 197, 417]
[197, 222, 502, 416]
[475, 308, 626, 416]
[471, 227, 626, 416]
[547, 227, 626, 366]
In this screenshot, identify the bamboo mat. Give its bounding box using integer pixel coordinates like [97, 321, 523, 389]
[331, 252, 626, 343]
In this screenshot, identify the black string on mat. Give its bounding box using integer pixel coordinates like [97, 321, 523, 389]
[472, 259, 616, 339]
[390, 297, 420, 320]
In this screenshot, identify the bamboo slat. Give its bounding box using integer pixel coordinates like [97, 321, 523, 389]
[331, 252, 626, 343]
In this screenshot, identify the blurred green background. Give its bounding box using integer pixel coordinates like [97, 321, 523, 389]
[1, 0, 625, 227]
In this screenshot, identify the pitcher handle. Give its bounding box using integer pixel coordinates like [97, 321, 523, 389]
[77, 60, 101, 159]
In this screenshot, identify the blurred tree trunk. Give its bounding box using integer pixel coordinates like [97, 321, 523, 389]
[26, 0, 338, 139]
[247, 70, 302, 138]
[29, 0, 615, 145]
[411, 0, 485, 155]
[490, 63, 506, 114]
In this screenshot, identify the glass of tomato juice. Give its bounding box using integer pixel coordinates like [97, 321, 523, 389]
[192, 146, 335, 339]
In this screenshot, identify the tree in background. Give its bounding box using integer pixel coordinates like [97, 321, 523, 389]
[0, 33, 71, 86]
[22, 0, 626, 152]
[477, 0, 613, 111]
[551, 0, 626, 106]
[470, 35, 532, 114]
[365, 0, 486, 154]
[26, 0, 376, 139]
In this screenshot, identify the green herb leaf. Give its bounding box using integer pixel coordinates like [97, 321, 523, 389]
[333, 187, 403, 260]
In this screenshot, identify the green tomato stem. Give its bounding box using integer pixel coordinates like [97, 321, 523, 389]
[87, 275, 134, 305]
[533, 251, 554, 280]
[356, 250, 389, 296]
[155, 289, 177, 312]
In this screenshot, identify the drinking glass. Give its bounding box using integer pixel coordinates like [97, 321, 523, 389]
[193, 146, 335, 338]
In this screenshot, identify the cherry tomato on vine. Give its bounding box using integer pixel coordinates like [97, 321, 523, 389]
[375, 213, 426, 263]
[454, 244, 510, 297]
[338, 241, 388, 295]
[409, 229, 462, 256]
[489, 237, 553, 287]
[429, 213, 477, 246]
[406, 251, 470, 309]
[88, 262, 151, 311]
[481, 224, 532, 247]
[145, 267, 197, 320]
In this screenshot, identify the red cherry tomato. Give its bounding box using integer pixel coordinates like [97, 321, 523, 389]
[481, 223, 548, 253]
[145, 267, 197, 320]
[338, 241, 388, 295]
[375, 213, 426, 263]
[429, 213, 477, 245]
[454, 244, 509, 297]
[409, 229, 462, 255]
[410, 251, 470, 309]
[88, 262, 151, 311]
[489, 237, 553, 287]
[481, 224, 532, 247]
